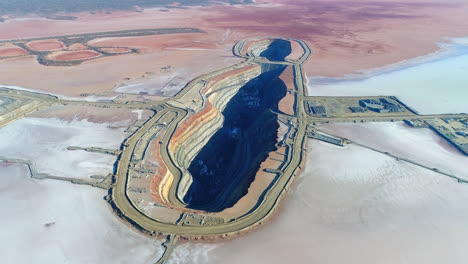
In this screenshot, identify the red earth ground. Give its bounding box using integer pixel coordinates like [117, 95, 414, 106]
[26, 39, 65, 51]
[0, 44, 28, 57]
[286, 40, 306, 62]
[0, 0, 467, 95]
[278, 66, 296, 116]
[67, 43, 88, 50]
[87, 33, 221, 52]
[47, 50, 101, 61]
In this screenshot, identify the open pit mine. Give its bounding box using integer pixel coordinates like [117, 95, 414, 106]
[3, 33, 467, 264]
[108, 37, 312, 244]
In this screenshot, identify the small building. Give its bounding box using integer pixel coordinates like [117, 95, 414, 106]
[310, 106, 326, 114]
[309, 132, 343, 146]
[349, 106, 365, 113]
[403, 119, 428, 128]
[358, 98, 404, 113]
[306, 101, 326, 115]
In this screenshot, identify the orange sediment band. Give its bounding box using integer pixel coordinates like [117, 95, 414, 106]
[149, 138, 169, 204]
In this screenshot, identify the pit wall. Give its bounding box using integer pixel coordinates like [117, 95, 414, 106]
[247, 40, 272, 58]
[235, 37, 309, 64]
[238, 39, 272, 57]
[159, 64, 263, 203]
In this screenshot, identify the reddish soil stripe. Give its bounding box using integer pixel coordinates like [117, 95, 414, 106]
[48, 50, 101, 61]
[0, 46, 28, 57]
[26, 39, 65, 51]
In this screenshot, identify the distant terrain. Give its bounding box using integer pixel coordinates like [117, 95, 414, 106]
[0, 0, 251, 15]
